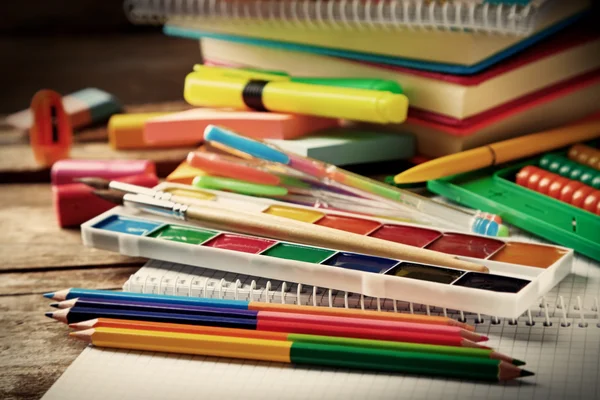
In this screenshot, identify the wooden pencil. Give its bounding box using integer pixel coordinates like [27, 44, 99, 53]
[70, 327, 534, 381]
[53, 298, 486, 342]
[44, 288, 475, 331]
[70, 318, 525, 365]
[46, 307, 487, 348]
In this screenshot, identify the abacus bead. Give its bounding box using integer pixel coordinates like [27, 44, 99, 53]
[572, 186, 595, 208]
[516, 165, 537, 187]
[582, 191, 600, 214]
[559, 181, 585, 204]
[548, 177, 570, 199]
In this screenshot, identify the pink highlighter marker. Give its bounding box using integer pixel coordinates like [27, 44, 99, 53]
[186, 151, 281, 186]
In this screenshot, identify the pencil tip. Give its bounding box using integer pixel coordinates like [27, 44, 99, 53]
[512, 359, 527, 367]
[74, 177, 110, 189]
[49, 303, 59, 308]
[92, 189, 125, 205]
[43, 292, 54, 299]
[519, 369, 535, 378]
[45, 312, 54, 319]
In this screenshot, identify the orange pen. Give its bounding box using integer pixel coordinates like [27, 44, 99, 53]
[187, 150, 282, 185]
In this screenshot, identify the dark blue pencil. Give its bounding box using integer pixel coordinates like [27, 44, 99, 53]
[45, 307, 258, 329]
[51, 298, 258, 319]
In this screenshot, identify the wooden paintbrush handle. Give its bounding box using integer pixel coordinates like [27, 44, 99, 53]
[186, 204, 488, 273]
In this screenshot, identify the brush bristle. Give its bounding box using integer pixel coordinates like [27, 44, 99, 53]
[93, 190, 126, 205]
[74, 177, 112, 189]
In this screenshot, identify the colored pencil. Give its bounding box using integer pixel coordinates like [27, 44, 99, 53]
[70, 327, 533, 381]
[92, 189, 489, 273]
[43, 288, 475, 331]
[52, 298, 486, 341]
[46, 308, 486, 348]
[394, 119, 600, 183]
[70, 318, 525, 366]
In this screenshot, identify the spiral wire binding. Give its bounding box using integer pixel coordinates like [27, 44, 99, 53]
[125, 259, 600, 331]
[124, 0, 548, 35]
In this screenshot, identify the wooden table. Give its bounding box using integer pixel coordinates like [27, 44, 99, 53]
[0, 31, 201, 400]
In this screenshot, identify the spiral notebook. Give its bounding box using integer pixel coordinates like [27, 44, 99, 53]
[126, 0, 592, 73]
[42, 230, 600, 399]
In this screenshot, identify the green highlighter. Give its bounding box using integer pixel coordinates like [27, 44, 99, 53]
[194, 64, 403, 93]
[192, 175, 288, 197]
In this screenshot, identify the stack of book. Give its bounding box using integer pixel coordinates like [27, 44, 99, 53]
[126, 0, 599, 157]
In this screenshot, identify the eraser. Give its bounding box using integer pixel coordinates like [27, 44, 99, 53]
[109, 113, 193, 149]
[144, 108, 339, 146]
[166, 161, 207, 185]
[54, 173, 159, 227]
[51, 159, 156, 185]
[7, 88, 122, 130]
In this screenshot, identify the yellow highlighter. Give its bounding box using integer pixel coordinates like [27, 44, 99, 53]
[184, 71, 408, 124]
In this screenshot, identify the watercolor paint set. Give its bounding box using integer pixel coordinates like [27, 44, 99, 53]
[428, 146, 600, 261]
[81, 182, 574, 318]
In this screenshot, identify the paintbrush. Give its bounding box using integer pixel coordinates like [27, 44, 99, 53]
[92, 189, 489, 273]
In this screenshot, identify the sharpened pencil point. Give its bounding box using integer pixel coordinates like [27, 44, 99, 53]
[49, 303, 59, 308]
[73, 177, 111, 189]
[519, 369, 535, 378]
[512, 359, 527, 367]
[45, 312, 54, 319]
[43, 292, 54, 299]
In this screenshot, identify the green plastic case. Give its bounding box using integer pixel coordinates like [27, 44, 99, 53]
[427, 154, 600, 261]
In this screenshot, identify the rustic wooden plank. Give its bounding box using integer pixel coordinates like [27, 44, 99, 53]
[0, 184, 146, 271]
[0, 266, 136, 399]
[0, 266, 139, 296]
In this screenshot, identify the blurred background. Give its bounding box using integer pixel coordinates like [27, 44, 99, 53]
[0, 1, 201, 113]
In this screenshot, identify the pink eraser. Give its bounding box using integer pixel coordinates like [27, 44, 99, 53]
[51, 159, 156, 185]
[53, 173, 159, 227]
[144, 108, 339, 145]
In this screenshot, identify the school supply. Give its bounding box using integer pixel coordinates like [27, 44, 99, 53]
[68, 327, 530, 381]
[195, 64, 403, 93]
[187, 151, 281, 185]
[200, 23, 600, 120]
[91, 189, 488, 273]
[370, 68, 600, 157]
[43, 287, 471, 329]
[204, 125, 507, 236]
[183, 71, 408, 124]
[40, 248, 600, 400]
[428, 147, 600, 261]
[7, 88, 122, 131]
[127, 0, 591, 74]
[192, 175, 289, 197]
[53, 174, 158, 228]
[80, 201, 574, 318]
[28, 90, 72, 167]
[69, 318, 526, 364]
[538, 154, 600, 189]
[144, 108, 339, 147]
[265, 128, 415, 166]
[166, 161, 207, 184]
[46, 305, 484, 344]
[569, 144, 600, 170]
[394, 118, 600, 183]
[108, 112, 188, 149]
[515, 166, 600, 215]
[50, 159, 156, 185]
